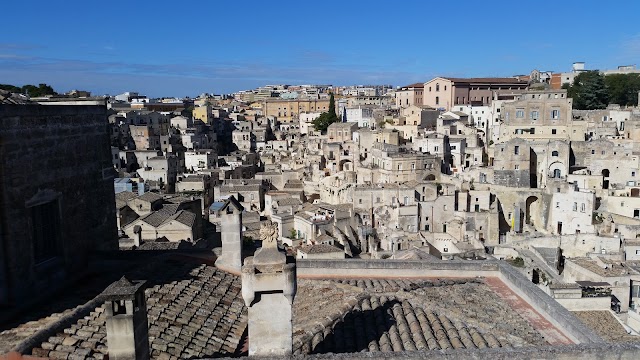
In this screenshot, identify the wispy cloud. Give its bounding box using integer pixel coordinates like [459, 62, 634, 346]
[0, 54, 420, 96]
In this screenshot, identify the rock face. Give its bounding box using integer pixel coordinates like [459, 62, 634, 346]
[241, 222, 297, 356]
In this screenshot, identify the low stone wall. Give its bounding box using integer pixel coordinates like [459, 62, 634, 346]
[497, 262, 603, 344]
[297, 259, 603, 345]
[297, 259, 499, 278]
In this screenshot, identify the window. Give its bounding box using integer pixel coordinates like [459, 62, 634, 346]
[581, 203, 585, 213]
[514, 146, 520, 155]
[515, 165, 520, 170]
[552, 129, 557, 135]
[435, 96, 439, 105]
[516, 109, 525, 118]
[436, 83, 440, 92]
[552, 109, 560, 119]
[552, 151, 559, 157]
[32, 199, 61, 264]
[443, 224, 447, 232]
[376, 197, 381, 203]
[556, 202, 560, 208]
[573, 202, 577, 211]
[443, 205, 448, 211]
[530, 111, 539, 120]
[591, 149, 595, 155]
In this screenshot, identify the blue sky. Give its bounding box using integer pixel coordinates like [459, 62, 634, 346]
[1, 0, 639, 97]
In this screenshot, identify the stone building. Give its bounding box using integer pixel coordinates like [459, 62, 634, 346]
[327, 122, 358, 142]
[498, 90, 583, 142]
[0, 102, 117, 305]
[423, 77, 528, 110]
[493, 138, 533, 188]
[394, 83, 425, 108]
[263, 98, 332, 123]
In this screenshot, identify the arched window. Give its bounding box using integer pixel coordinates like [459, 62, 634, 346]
[435, 96, 440, 105]
[553, 169, 561, 178]
[552, 150, 559, 157]
[436, 83, 440, 92]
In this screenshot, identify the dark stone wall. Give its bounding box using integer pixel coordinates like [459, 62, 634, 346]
[0, 104, 117, 304]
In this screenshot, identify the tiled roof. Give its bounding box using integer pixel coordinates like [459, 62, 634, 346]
[292, 278, 547, 355]
[400, 83, 425, 89]
[27, 263, 247, 359]
[140, 205, 180, 227]
[7, 261, 568, 359]
[136, 192, 164, 203]
[0, 89, 32, 104]
[299, 244, 341, 254]
[443, 77, 528, 84]
[173, 210, 196, 227]
[115, 191, 137, 209]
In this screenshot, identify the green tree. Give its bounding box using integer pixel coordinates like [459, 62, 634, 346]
[605, 73, 640, 106]
[21, 83, 56, 97]
[289, 228, 297, 239]
[312, 93, 340, 132]
[0, 83, 56, 97]
[568, 71, 608, 110]
[0, 84, 22, 93]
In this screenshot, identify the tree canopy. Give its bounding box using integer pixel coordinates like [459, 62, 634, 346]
[604, 73, 640, 107]
[567, 71, 609, 110]
[312, 93, 340, 132]
[0, 83, 57, 97]
[565, 71, 640, 109]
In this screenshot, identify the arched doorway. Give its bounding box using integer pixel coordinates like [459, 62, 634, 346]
[339, 159, 352, 172]
[525, 196, 539, 226]
[425, 174, 436, 181]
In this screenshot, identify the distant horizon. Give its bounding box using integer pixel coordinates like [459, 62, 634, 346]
[2, 0, 639, 98]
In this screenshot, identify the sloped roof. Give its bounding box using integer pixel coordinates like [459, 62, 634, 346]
[136, 191, 164, 203]
[115, 191, 137, 209]
[219, 195, 244, 212]
[139, 204, 180, 227]
[0, 89, 32, 104]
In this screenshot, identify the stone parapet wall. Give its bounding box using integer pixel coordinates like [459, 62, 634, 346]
[497, 262, 603, 344]
[297, 259, 499, 278]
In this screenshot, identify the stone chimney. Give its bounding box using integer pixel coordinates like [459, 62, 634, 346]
[242, 222, 296, 356]
[215, 195, 244, 273]
[102, 276, 149, 360]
